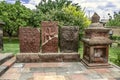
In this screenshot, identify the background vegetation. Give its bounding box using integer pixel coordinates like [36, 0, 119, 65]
[0, 0, 90, 40]
[107, 12, 120, 27]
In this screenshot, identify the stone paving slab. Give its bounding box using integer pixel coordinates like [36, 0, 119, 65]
[0, 53, 13, 65]
[0, 62, 120, 80]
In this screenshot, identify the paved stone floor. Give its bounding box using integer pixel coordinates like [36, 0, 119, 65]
[0, 62, 120, 80]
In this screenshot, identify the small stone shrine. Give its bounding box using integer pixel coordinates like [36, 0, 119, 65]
[41, 21, 58, 53]
[19, 27, 40, 53]
[60, 26, 79, 53]
[0, 21, 5, 51]
[82, 13, 112, 67]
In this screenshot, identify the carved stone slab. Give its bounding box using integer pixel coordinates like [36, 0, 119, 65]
[19, 27, 40, 53]
[41, 21, 58, 53]
[60, 26, 79, 53]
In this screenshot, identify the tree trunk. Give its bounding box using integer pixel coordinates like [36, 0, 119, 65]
[8, 32, 12, 42]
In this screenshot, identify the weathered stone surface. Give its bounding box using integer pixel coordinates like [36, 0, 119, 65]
[16, 53, 80, 62]
[19, 27, 40, 53]
[16, 53, 40, 63]
[41, 21, 58, 53]
[60, 26, 79, 53]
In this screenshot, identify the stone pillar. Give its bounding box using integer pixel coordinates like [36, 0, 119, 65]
[0, 22, 5, 51]
[60, 26, 79, 53]
[41, 21, 58, 53]
[19, 27, 40, 53]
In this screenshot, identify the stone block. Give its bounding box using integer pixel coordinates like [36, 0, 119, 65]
[19, 27, 40, 53]
[60, 26, 79, 53]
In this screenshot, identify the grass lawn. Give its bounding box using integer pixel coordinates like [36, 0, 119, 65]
[1, 37, 120, 66]
[1, 37, 20, 54]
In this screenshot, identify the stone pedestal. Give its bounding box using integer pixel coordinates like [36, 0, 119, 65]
[82, 27, 112, 68]
[60, 26, 79, 53]
[19, 27, 40, 53]
[0, 22, 5, 51]
[41, 21, 58, 53]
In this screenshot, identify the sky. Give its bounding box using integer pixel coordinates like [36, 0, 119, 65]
[1, 0, 120, 19]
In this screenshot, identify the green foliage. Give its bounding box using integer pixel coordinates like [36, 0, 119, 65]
[112, 36, 120, 40]
[107, 12, 120, 26]
[0, 1, 33, 38]
[34, 0, 90, 29]
[109, 47, 120, 66]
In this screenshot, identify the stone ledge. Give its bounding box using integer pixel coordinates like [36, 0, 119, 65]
[0, 53, 14, 65]
[0, 57, 16, 76]
[16, 53, 81, 63]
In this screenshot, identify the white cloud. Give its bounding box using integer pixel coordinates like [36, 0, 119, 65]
[23, 4, 36, 10]
[71, 0, 120, 19]
[23, 0, 41, 10]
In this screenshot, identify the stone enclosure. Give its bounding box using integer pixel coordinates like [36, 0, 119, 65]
[18, 21, 80, 62]
[18, 13, 112, 68]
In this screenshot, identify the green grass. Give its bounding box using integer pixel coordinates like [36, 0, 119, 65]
[1, 37, 19, 54]
[109, 47, 120, 66]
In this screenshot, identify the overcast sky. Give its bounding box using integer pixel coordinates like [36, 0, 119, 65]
[2, 0, 120, 19]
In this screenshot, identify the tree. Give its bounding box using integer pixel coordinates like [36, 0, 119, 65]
[0, 1, 32, 40]
[107, 12, 120, 27]
[33, 0, 90, 29]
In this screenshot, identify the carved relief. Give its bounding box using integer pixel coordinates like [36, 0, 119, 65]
[41, 21, 58, 53]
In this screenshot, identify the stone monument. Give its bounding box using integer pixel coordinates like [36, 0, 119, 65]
[41, 21, 58, 53]
[60, 26, 79, 53]
[82, 12, 112, 68]
[19, 27, 40, 53]
[0, 21, 5, 51]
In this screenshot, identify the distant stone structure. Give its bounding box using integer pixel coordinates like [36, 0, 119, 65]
[0, 21, 5, 51]
[41, 21, 58, 53]
[19, 27, 40, 53]
[60, 26, 79, 53]
[91, 12, 100, 23]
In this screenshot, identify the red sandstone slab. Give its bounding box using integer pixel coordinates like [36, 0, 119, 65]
[19, 27, 40, 53]
[41, 21, 58, 53]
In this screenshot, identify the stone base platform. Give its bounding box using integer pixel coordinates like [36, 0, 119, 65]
[82, 59, 112, 68]
[16, 53, 81, 63]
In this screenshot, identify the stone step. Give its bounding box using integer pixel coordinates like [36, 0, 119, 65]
[0, 53, 14, 65]
[0, 57, 16, 76]
[16, 53, 81, 63]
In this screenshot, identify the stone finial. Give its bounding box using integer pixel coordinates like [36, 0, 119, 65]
[91, 12, 100, 23]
